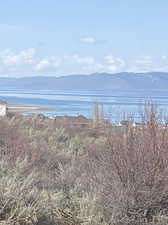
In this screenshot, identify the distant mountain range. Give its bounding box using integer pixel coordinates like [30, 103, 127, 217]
[1, 72, 168, 91]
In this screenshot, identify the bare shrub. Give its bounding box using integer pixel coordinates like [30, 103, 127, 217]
[84, 104, 168, 224]
[0, 157, 81, 225]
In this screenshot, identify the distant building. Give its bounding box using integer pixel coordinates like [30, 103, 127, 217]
[119, 120, 131, 127]
[0, 101, 7, 116]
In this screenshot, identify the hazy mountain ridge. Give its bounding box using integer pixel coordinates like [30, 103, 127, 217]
[0, 72, 168, 90]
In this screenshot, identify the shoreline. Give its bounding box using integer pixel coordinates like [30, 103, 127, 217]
[7, 103, 51, 113]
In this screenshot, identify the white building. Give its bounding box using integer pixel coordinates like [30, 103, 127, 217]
[0, 101, 7, 116]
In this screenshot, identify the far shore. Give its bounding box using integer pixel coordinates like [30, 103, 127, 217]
[7, 103, 51, 113]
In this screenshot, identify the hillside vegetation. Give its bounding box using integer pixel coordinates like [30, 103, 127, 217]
[1, 105, 168, 224]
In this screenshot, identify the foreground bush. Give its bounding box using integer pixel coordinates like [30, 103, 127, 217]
[85, 105, 168, 224]
[1, 105, 168, 224]
[0, 157, 81, 225]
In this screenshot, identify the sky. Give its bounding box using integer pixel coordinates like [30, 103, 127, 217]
[0, 0, 168, 77]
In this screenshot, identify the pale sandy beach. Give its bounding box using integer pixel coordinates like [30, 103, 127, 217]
[7, 103, 50, 113]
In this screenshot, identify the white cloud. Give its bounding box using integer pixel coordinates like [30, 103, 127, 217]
[134, 56, 152, 66]
[0, 49, 99, 76]
[0, 48, 168, 76]
[104, 55, 125, 66]
[103, 55, 125, 72]
[35, 59, 50, 71]
[0, 48, 36, 66]
[107, 65, 118, 72]
[80, 36, 96, 44]
[125, 56, 168, 73]
[72, 54, 95, 64]
[162, 55, 167, 60]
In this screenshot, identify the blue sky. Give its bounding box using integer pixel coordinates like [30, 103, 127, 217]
[0, 0, 168, 76]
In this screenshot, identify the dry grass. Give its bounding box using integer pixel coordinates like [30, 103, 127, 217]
[1, 103, 168, 224]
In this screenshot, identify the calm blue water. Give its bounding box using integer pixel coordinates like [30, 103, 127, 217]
[1, 89, 168, 122]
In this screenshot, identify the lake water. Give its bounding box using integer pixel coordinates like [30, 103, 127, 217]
[1, 89, 168, 122]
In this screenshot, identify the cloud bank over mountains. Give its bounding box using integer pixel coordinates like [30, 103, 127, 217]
[0, 48, 167, 77]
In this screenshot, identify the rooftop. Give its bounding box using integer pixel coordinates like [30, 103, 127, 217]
[0, 101, 7, 105]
